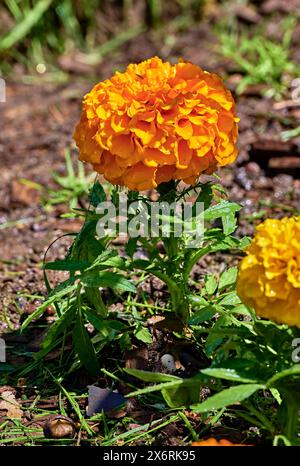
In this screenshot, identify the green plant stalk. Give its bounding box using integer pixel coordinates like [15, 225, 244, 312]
[169, 277, 188, 323]
[285, 401, 298, 442]
[279, 387, 300, 445]
[281, 398, 299, 444]
[133, 261, 188, 322]
[156, 181, 189, 322]
[183, 244, 213, 282]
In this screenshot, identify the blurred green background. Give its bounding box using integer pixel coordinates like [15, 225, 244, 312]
[0, 0, 299, 100]
[0, 0, 206, 75]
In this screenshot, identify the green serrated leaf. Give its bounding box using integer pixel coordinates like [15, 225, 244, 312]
[218, 291, 241, 306]
[204, 201, 241, 221]
[87, 250, 125, 271]
[201, 367, 259, 384]
[189, 305, 217, 325]
[85, 310, 125, 336]
[270, 388, 282, 405]
[205, 275, 218, 295]
[89, 181, 106, 207]
[187, 295, 209, 308]
[229, 304, 254, 318]
[218, 267, 238, 291]
[80, 271, 135, 292]
[192, 383, 265, 413]
[222, 211, 237, 235]
[134, 326, 152, 344]
[239, 236, 251, 249]
[125, 374, 205, 408]
[195, 183, 213, 210]
[205, 315, 232, 356]
[44, 259, 90, 271]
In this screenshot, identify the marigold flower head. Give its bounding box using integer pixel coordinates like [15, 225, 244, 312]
[192, 438, 250, 446]
[74, 57, 239, 191]
[237, 216, 300, 328]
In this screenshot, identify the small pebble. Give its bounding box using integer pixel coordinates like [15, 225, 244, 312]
[161, 354, 176, 373]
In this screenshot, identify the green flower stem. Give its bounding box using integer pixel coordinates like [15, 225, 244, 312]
[169, 281, 188, 323]
[284, 399, 299, 444]
[279, 388, 300, 445]
[164, 237, 189, 321]
[132, 262, 188, 321]
[183, 244, 214, 282]
[164, 235, 178, 259]
[155, 181, 189, 322]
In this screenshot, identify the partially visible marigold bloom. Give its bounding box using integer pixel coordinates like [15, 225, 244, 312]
[74, 57, 239, 191]
[237, 216, 300, 328]
[192, 438, 250, 446]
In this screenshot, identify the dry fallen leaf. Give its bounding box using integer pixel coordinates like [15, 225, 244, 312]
[0, 390, 23, 419]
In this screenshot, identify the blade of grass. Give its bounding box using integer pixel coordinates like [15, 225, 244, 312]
[80, 25, 146, 65]
[178, 411, 198, 441]
[0, 0, 53, 51]
[46, 369, 94, 436]
[102, 414, 179, 445]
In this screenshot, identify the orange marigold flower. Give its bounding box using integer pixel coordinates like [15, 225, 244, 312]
[192, 438, 250, 446]
[74, 57, 239, 191]
[237, 216, 300, 328]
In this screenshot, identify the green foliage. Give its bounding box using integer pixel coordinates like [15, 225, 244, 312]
[45, 149, 95, 209]
[73, 306, 100, 377]
[0, 0, 203, 74]
[18, 177, 300, 445]
[127, 290, 300, 443]
[219, 18, 299, 98]
[281, 126, 300, 142]
[0, 0, 53, 52]
[20, 149, 95, 211]
[21, 180, 247, 372]
[192, 383, 265, 412]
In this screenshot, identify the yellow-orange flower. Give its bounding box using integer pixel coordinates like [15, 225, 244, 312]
[237, 216, 300, 328]
[74, 57, 239, 191]
[192, 438, 250, 446]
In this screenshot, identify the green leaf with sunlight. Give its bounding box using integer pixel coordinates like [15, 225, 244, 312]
[267, 365, 300, 387]
[124, 368, 179, 383]
[192, 384, 265, 413]
[218, 267, 238, 291]
[201, 367, 260, 384]
[80, 271, 135, 292]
